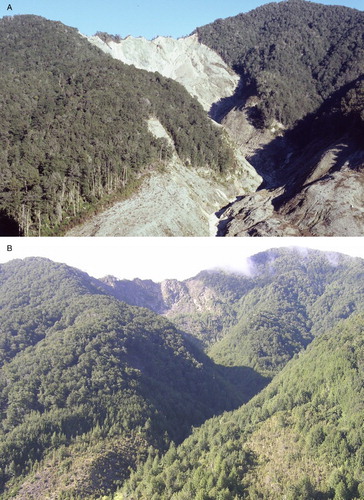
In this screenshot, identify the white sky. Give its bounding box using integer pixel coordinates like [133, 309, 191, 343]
[0, 237, 363, 282]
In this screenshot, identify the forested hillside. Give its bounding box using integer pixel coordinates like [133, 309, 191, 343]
[196, 0, 364, 128]
[1, 249, 363, 498]
[0, 258, 246, 499]
[208, 248, 364, 376]
[99, 248, 364, 377]
[0, 15, 234, 236]
[121, 312, 364, 499]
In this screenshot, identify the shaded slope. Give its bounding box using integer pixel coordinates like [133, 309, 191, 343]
[121, 312, 364, 499]
[194, 0, 364, 237]
[217, 78, 364, 236]
[196, 0, 364, 128]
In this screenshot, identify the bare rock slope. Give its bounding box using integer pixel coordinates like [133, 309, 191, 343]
[86, 33, 239, 111]
[66, 36, 257, 237]
[99, 270, 234, 346]
[66, 118, 260, 237]
[81, 29, 364, 237]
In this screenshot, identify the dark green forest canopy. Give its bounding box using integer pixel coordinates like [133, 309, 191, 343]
[0, 15, 234, 236]
[195, 0, 364, 128]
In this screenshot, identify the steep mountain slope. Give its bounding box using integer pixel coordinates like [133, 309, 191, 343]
[1, 249, 363, 498]
[0, 258, 248, 499]
[2, 2, 362, 236]
[196, 0, 364, 128]
[120, 312, 364, 499]
[65, 119, 259, 237]
[99, 270, 255, 346]
[87, 33, 239, 112]
[194, 1, 364, 236]
[0, 15, 241, 237]
[209, 248, 364, 376]
[83, 0, 364, 236]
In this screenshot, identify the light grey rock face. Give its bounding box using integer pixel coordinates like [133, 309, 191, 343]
[99, 273, 229, 345]
[100, 275, 168, 313]
[66, 118, 261, 237]
[86, 33, 240, 111]
[162, 278, 220, 315]
[65, 153, 260, 237]
[99, 274, 220, 316]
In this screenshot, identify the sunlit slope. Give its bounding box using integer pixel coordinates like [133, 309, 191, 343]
[0, 258, 247, 499]
[0, 16, 235, 236]
[209, 248, 364, 376]
[121, 312, 364, 499]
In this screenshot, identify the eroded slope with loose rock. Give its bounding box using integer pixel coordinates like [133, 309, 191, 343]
[66, 118, 260, 237]
[86, 33, 240, 112]
[83, 2, 364, 237]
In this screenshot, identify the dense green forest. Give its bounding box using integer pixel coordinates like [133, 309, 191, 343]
[121, 312, 364, 499]
[0, 258, 247, 498]
[0, 15, 234, 236]
[208, 249, 364, 376]
[104, 248, 364, 378]
[196, 0, 364, 128]
[1, 248, 364, 498]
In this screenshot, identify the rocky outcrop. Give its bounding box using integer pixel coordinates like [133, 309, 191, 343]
[98, 272, 231, 346]
[100, 275, 167, 313]
[216, 77, 364, 236]
[100, 274, 221, 317]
